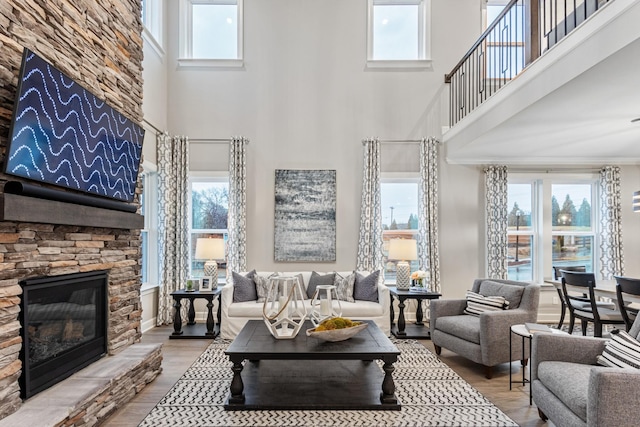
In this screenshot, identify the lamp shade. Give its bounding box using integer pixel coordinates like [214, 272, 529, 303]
[388, 239, 418, 261]
[634, 191, 640, 212]
[194, 238, 225, 260]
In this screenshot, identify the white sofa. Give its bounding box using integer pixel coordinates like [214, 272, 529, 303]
[220, 271, 390, 339]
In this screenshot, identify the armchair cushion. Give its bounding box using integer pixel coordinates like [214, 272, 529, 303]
[463, 291, 509, 316]
[596, 329, 640, 369]
[435, 314, 481, 344]
[538, 361, 592, 421]
[478, 280, 525, 308]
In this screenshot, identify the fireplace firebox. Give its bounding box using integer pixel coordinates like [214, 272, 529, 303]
[19, 271, 108, 399]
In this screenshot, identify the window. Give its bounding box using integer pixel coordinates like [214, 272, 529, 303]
[367, 0, 431, 67]
[140, 166, 159, 289]
[179, 0, 243, 66]
[381, 177, 420, 282]
[189, 176, 229, 280]
[507, 175, 598, 282]
[142, 0, 163, 55]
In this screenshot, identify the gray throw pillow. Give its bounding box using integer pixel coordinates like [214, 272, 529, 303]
[334, 272, 356, 303]
[353, 270, 380, 302]
[232, 270, 257, 302]
[478, 280, 525, 309]
[307, 271, 336, 299]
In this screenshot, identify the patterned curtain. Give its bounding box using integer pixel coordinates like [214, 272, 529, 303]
[599, 166, 624, 279]
[356, 138, 384, 273]
[485, 165, 509, 279]
[156, 133, 190, 325]
[226, 136, 248, 277]
[417, 137, 441, 293]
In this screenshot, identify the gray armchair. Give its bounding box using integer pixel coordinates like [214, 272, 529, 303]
[429, 278, 540, 378]
[531, 315, 640, 427]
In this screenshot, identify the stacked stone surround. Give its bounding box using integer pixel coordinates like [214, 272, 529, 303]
[0, 0, 158, 422]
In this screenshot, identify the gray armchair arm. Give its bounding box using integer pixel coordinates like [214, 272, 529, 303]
[588, 368, 640, 427]
[479, 308, 536, 366]
[429, 299, 467, 336]
[531, 333, 607, 381]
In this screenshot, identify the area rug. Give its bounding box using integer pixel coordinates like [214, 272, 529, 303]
[139, 339, 517, 427]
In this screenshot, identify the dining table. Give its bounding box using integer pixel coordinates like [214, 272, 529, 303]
[544, 278, 640, 306]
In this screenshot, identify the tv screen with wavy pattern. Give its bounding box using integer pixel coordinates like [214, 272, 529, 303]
[4, 48, 144, 203]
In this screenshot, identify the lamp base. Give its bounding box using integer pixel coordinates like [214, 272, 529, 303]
[396, 261, 411, 290]
[204, 260, 218, 279]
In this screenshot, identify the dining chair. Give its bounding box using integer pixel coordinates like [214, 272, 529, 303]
[552, 265, 586, 329]
[614, 275, 640, 331]
[560, 270, 625, 337]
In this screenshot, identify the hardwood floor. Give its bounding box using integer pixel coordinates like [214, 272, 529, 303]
[102, 326, 547, 427]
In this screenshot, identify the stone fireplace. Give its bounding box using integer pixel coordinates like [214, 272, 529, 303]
[0, 0, 160, 422]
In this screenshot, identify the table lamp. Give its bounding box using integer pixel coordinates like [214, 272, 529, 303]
[389, 239, 417, 290]
[194, 237, 225, 278]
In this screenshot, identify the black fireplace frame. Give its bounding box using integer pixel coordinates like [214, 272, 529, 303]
[19, 270, 108, 399]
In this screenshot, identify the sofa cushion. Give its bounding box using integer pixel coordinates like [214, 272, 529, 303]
[478, 281, 525, 309]
[597, 329, 640, 369]
[463, 291, 509, 316]
[307, 272, 336, 298]
[255, 273, 285, 303]
[354, 270, 380, 302]
[339, 300, 384, 317]
[434, 314, 481, 344]
[538, 361, 591, 422]
[232, 270, 257, 302]
[334, 271, 356, 303]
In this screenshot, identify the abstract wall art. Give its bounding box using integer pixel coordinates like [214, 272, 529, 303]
[274, 169, 336, 262]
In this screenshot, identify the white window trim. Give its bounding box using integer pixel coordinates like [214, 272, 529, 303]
[140, 160, 159, 291]
[142, 0, 164, 57]
[178, 0, 244, 68]
[509, 172, 600, 283]
[366, 0, 433, 69]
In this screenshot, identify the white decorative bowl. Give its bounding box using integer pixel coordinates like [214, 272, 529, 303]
[305, 322, 368, 342]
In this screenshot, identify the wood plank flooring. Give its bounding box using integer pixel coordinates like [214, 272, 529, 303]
[102, 326, 547, 427]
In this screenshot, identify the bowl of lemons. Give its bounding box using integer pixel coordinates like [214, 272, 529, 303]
[305, 317, 368, 342]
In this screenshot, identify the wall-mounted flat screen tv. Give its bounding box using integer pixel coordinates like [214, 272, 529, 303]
[4, 48, 144, 203]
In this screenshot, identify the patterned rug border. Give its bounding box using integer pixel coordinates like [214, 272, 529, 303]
[139, 338, 518, 427]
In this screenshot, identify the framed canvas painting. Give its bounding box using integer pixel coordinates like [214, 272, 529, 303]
[274, 169, 336, 262]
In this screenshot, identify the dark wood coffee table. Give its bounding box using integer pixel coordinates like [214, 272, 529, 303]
[224, 320, 401, 410]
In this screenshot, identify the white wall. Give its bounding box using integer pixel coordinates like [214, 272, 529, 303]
[164, 0, 482, 278]
[142, 0, 640, 327]
[140, 0, 169, 331]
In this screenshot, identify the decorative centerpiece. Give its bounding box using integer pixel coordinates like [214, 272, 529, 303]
[410, 270, 429, 292]
[262, 276, 307, 339]
[309, 284, 342, 327]
[306, 317, 368, 342]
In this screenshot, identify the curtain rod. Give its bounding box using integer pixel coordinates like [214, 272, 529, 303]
[361, 138, 439, 144]
[190, 138, 249, 144]
[142, 118, 163, 135]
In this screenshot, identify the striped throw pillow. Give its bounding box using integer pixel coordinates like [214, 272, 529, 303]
[597, 329, 640, 369]
[464, 291, 509, 316]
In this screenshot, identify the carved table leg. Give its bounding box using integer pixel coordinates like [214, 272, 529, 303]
[229, 359, 245, 404]
[397, 299, 407, 336]
[380, 361, 398, 404]
[206, 298, 215, 336]
[172, 297, 183, 336]
[415, 299, 424, 326]
[187, 299, 196, 325]
[390, 295, 395, 326]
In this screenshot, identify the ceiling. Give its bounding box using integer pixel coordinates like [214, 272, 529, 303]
[442, 0, 640, 166]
